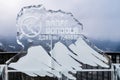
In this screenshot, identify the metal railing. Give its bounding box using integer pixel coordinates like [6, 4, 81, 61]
[0, 52, 120, 80]
[1, 64, 117, 80]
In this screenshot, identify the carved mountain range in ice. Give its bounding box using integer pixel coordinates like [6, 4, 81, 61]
[9, 36, 109, 79]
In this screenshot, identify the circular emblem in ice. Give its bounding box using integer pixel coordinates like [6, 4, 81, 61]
[20, 16, 42, 37]
[16, 5, 83, 40]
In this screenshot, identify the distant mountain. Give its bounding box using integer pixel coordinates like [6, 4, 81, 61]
[0, 36, 120, 52]
[0, 37, 23, 52]
[0, 49, 4, 52]
[89, 38, 120, 52]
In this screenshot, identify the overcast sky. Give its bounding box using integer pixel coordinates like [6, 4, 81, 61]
[0, 0, 120, 41]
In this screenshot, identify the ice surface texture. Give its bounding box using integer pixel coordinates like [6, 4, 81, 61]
[9, 5, 109, 80]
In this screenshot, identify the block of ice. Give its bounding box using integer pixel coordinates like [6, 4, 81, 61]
[8, 5, 109, 80]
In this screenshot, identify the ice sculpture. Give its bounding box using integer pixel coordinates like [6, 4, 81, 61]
[9, 5, 109, 80]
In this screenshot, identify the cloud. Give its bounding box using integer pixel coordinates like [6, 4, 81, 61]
[42, 0, 120, 41]
[0, 0, 120, 41]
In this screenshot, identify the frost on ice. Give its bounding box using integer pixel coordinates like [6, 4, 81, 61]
[9, 5, 109, 79]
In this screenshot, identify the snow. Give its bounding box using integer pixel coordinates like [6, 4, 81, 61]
[69, 37, 109, 68]
[9, 46, 56, 77]
[0, 43, 3, 47]
[51, 42, 82, 71]
[9, 38, 109, 79]
[8, 45, 15, 49]
[9, 43, 81, 79]
[16, 39, 24, 50]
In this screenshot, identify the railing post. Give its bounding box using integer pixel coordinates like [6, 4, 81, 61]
[112, 64, 120, 80]
[111, 64, 114, 80]
[58, 72, 62, 80]
[5, 65, 8, 80]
